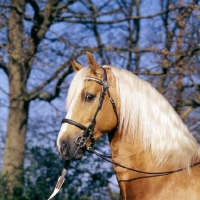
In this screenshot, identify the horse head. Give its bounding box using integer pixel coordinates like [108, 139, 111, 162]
[56, 52, 118, 160]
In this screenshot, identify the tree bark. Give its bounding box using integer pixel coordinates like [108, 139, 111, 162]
[2, 0, 28, 196]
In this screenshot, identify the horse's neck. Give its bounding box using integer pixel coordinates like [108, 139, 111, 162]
[108, 130, 200, 200]
[109, 130, 153, 164]
[108, 130, 177, 181]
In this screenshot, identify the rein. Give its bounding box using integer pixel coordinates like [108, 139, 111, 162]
[86, 146, 200, 179]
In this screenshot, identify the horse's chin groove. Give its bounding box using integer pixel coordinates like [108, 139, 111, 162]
[74, 153, 83, 160]
[61, 154, 83, 161]
[73, 147, 84, 160]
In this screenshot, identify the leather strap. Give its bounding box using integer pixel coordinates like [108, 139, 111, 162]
[61, 119, 87, 131]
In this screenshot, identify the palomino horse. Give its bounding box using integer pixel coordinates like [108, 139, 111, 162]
[57, 52, 200, 200]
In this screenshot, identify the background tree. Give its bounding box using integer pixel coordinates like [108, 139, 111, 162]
[0, 0, 199, 199]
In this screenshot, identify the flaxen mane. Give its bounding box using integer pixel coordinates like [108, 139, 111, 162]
[107, 65, 200, 168]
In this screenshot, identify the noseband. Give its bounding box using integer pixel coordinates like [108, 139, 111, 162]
[61, 68, 118, 156]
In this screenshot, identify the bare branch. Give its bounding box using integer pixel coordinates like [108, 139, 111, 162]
[24, 0, 75, 76]
[27, 60, 72, 101]
[180, 106, 194, 120]
[37, 66, 73, 102]
[52, 0, 76, 10]
[57, 4, 200, 24]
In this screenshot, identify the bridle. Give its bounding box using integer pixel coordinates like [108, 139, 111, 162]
[48, 71, 118, 200]
[61, 67, 118, 158]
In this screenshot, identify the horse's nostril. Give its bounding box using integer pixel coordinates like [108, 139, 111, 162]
[60, 141, 70, 156]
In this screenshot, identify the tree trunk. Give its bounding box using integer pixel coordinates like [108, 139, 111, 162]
[2, 98, 29, 195]
[2, 0, 27, 196]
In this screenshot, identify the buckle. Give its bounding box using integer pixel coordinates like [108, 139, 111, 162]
[102, 80, 109, 88]
[110, 97, 115, 104]
[75, 136, 87, 148]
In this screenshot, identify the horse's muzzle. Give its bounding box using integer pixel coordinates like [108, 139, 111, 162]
[59, 141, 84, 160]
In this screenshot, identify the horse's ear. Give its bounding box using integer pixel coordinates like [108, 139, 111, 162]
[71, 58, 83, 72]
[86, 51, 102, 75]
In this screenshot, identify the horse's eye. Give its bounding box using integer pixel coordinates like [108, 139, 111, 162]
[85, 93, 95, 101]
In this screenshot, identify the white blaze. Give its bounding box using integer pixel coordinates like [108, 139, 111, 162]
[56, 105, 73, 151]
